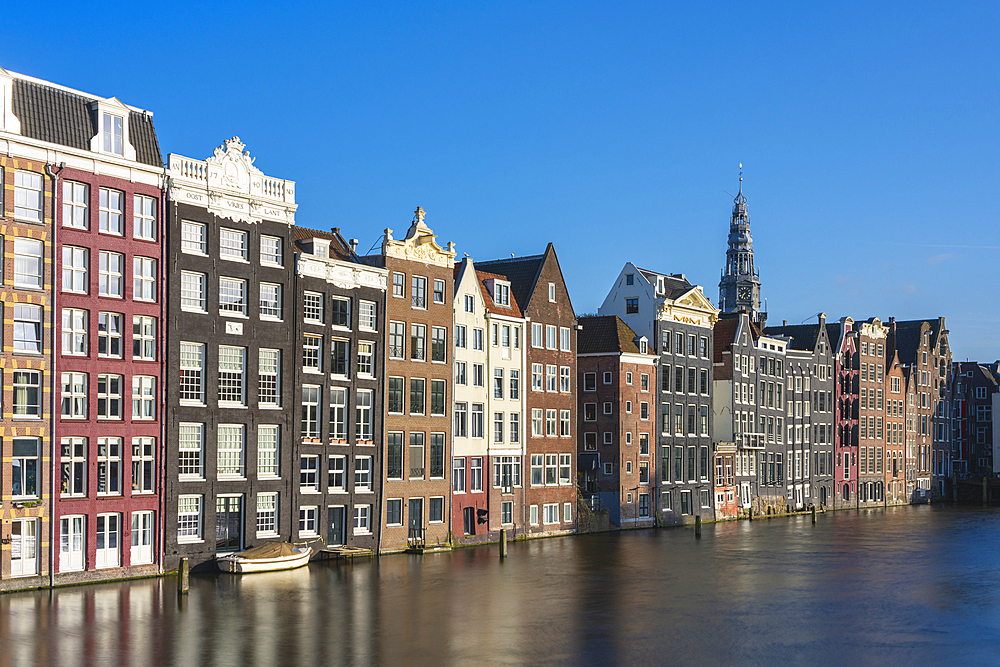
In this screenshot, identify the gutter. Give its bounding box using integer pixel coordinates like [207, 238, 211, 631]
[45, 161, 65, 589]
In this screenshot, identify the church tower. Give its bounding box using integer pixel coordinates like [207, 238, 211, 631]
[719, 166, 763, 321]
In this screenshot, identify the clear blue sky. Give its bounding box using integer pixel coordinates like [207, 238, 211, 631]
[5, 2, 998, 360]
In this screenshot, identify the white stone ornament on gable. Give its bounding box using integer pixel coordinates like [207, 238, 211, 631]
[167, 136, 297, 225]
[384, 207, 457, 267]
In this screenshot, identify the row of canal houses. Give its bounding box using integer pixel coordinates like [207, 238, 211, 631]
[0, 68, 957, 591]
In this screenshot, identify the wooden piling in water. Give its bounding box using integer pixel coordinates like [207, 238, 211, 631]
[695, 515, 701, 538]
[177, 557, 189, 594]
[499, 529, 508, 559]
[811, 506, 816, 524]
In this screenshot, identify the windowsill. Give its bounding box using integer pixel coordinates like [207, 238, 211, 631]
[218, 403, 247, 409]
[219, 312, 248, 319]
[260, 317, 283, 323]
[304, 319, 324, 326]
[12, 415, 42, 420]
[330, 373, 350, 380]
[359, 328, 377, 334]
[260, 262, 284, 269]
[179, 401, 207, 407]
[99, 294, 124, 299]
[97, 417, 124, 421]
[60, 495, 88, 500]
[220, 256, 250, 264]
[132, 491, 156, 496]
[178, 476, 205, 483]
[218, 476, 247, 482]
[61, 416, 88, 420]
[355, 489, 374, 495]
[299, 489, 321, 494]
[303, 369, 323, 374]
[178, 538, 205, 545]
[353, 530, 372, 535]
[259, 405, 282, 410]
[181, 307, 208, 315]
[328, 489, 348, 494]
[12, 351, 44, 357]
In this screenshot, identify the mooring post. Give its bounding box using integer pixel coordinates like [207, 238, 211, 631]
[499, 529, 508, 559]
[177, 557, 189, 594]
[983, 477, 988, 505]
[952, 472, 958, 503]
[811, 506, 816, 524]
[695, 515, 701, 539]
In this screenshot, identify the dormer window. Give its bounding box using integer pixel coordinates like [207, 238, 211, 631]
[494, 282, 510, 307]
[657, 278, 663, 294]
[102, 113, 124, 155]
[314, 240, 329, 258]
[639, 339, 648, 354]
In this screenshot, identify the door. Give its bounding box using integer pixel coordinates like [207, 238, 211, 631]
[60, 516, 85, 572]
[463, 506, 475, 535]
[96, 514, 120, 568]
[216, 496, 243, 554]
[130, 511, 154, 565]
[820, 485, 828, 506]
[328, 506, 346, 546]
[11, 519, 38, 576]
[408, 498, 424, 542]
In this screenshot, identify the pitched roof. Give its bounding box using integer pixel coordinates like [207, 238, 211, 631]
[475, 252, 545, 311]
[890, 320, 927, 365]
[762, 323, 821, 351]
[635, 268, 694, 299]
[11, 78, 161, 167]
[577, 315, 648, 355]
[292, 225, 355, 262]
[712, 316, 740, 363]
[476, 269, 523, 318]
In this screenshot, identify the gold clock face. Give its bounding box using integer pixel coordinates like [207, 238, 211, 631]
[738, 286, 751, 301]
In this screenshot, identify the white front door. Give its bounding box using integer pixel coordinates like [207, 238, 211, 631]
[130, 511, 154, 565]
[60, 516, 85, 572]
[96, 513, 120, 568]
[11, 519, 38, 576]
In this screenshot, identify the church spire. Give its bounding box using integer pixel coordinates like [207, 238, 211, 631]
[718, 165, 762, 321]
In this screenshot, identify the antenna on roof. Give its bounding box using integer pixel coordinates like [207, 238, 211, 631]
[800, 312, 823, 324]
[365, 235, 383, 254]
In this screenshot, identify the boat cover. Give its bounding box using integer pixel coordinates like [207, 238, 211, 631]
[233, 542, 298, 560]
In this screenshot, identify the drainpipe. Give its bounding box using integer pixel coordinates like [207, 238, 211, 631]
[45, 161, 65, 588]
[158, 169, 168, 574]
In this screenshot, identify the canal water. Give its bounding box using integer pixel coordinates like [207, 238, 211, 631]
[1, 505, 998, 666]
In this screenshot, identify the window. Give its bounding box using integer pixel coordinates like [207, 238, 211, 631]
[427, 497, 444, 524]
[257, 348, 280, 407]
[257, 425, 279, 478]
[546, 409, 558, 436]
[560, 410, 571, 436]
[472, 403, 485, 438]
[354, 456, 373, 491]
[625, 298, 639, 314]
[330, 338, 349, 376]
[218, 425, 245, 477]
[218, 345, 246, 405]
[557, 366, 570, 393]
[392, 272, 405, 298]
[411, 324, 426, 361]
[431, 326, 447, 362]
[14, 238, 43, 288]
[13, 170, 43, 221]
[98, 188, 124, 234]
[259, 283, 282, 319]
[180, 271, 207, 312]
[386, 433, 404, 480]
[302, 385, 321, 439]
[547, 365, 558, 392]
[177, 496, 202, 542]
[433, 279, 446, 304]
[328, 455, 346, 491]
[544, 503, 559, 524]
[559, 453, 572, 484]
[493, 412, 505, 443]
[303, 292, 324, 322]
[409, 432, 425, 478]
[493, 281, 510, 306]
[220, 228, 248, 260]
[410, 378, 426, 415]
[510, 370, 520, 400]
[178, 424, 204, 478]
[548, 282, 556, 302]
[96, 374, 122, 419]
[532, 323, 544, 348]
[133, 194, 156, 240]
[10, 306, 40, 355]
[430, 380, 446, 416]
[179, 342, 205, 403]
[219, 277, 247, 315]
[546, 325, 557, 350]
[62, 308, 88, 356]
[330, 387, 348, 440]
[131, 375, 156, 419]
[532, 364, 543, 391]
[96, 437, 121, 495]
[260, 235, 282, 266]
[356, 389, 373, 439]
[96, 312, 123, 358]
[430, 433, 446, 478]
[532, 409, 544, 437]
[256, 493, 278, 536]
[454, 402, 468, 437]
[299, 507, 318, 535]
[473, 328, 484, 351]
[385, 499, 403, 526]
[303, 334, 322, 372]
[412, 276, 427, 309]
[454, 325, 467, 350]
[453, 457, 466, 493]
[385, 377, 404, 415]
[181, 221, 207, 254]
[132, 316, 156, 360]
[354, 505, 371, 534]
[560, 327, 571, 352]
[473, 363, 485, 387]
[62, 245, 88, 293]
[131, 437, 155, 494]
[63, 181, 89, 228]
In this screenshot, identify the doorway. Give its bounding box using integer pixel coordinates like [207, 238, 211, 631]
[216, 495, 243, 554]
[328, 506, 346, 546]
[11, 519, 38, 576]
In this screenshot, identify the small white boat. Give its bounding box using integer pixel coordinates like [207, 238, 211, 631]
[217, 542, 312, 573]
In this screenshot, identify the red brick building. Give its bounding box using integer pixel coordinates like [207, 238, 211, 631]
[577, 315, 656, 528]
[478, 244, 577, 535]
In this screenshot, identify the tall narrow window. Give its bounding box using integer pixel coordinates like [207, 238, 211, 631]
[359, 301, 377, 330]
[218, 346, 246, 405]
[132, 316, 156, 360]
[63, 181, 89, 228]
[98, 188, 123, 234]
[260, 235, 283, 266]
[60, 438, 87, 497]
[389, 321, 405, 358]
[217, 425, 245, 477]
[133, 195, 156, 240]
[62, 308, 88, 355]
[62, 246, 88, 293]
[179, 343, 205, 403]
[259, 283, 282, 319]
[302, 385, 321, 439]
[180, 271, 207, 312]
[178, 424, 204, 479]
[101, 113, 123, 155]
[387, 433, 403, 480]
[97, 437, 122, 495]
[356, 389, 373, 440]
[98, 312, 122, 358]
[219, 277, 247, 315]
[60, 373, 87, 418]
[131, 437, 155, 493]
[329, 387, 347, 440]
[97, 374, 122, 419]
[258, 349, 280, 406]
[257, 425, 279, 477]
[357, 342, 375, 376]
[131, 376, 155, 419]
[14, 238, 43, 288]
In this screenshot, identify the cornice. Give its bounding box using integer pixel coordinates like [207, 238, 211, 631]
[297, 255, 388, 291]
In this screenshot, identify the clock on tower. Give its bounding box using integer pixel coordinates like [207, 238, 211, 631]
[737, 286, 751, 301]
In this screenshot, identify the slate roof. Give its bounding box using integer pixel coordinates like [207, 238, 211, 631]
[635, 268, 694, 299]
[577, 315, 648, 355]
[292, 225, 356, 262]
[476, 269, 523, 318]
[892, 318, 943, 365]
[762, 323, 821, 352]
[475, 252, 546, 311]
[10, 78, 161, 167]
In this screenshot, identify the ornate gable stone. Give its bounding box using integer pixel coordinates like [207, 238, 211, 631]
[383, 207, 456, 267]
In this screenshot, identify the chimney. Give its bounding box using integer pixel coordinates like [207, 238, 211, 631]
[349, 239, 359, 253]
[332, 227, 340, 235]
[783, 320, 787, 326]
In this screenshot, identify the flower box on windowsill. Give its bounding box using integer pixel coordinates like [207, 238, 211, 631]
[302, 438, 321, 444]
[357, 439, 374, 445]
[329, 439, 348, 445]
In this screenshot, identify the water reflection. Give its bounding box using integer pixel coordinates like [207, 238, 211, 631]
[2, 506, 999, 666]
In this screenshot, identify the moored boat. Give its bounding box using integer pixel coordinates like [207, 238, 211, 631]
[216, 542, 312, 573]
